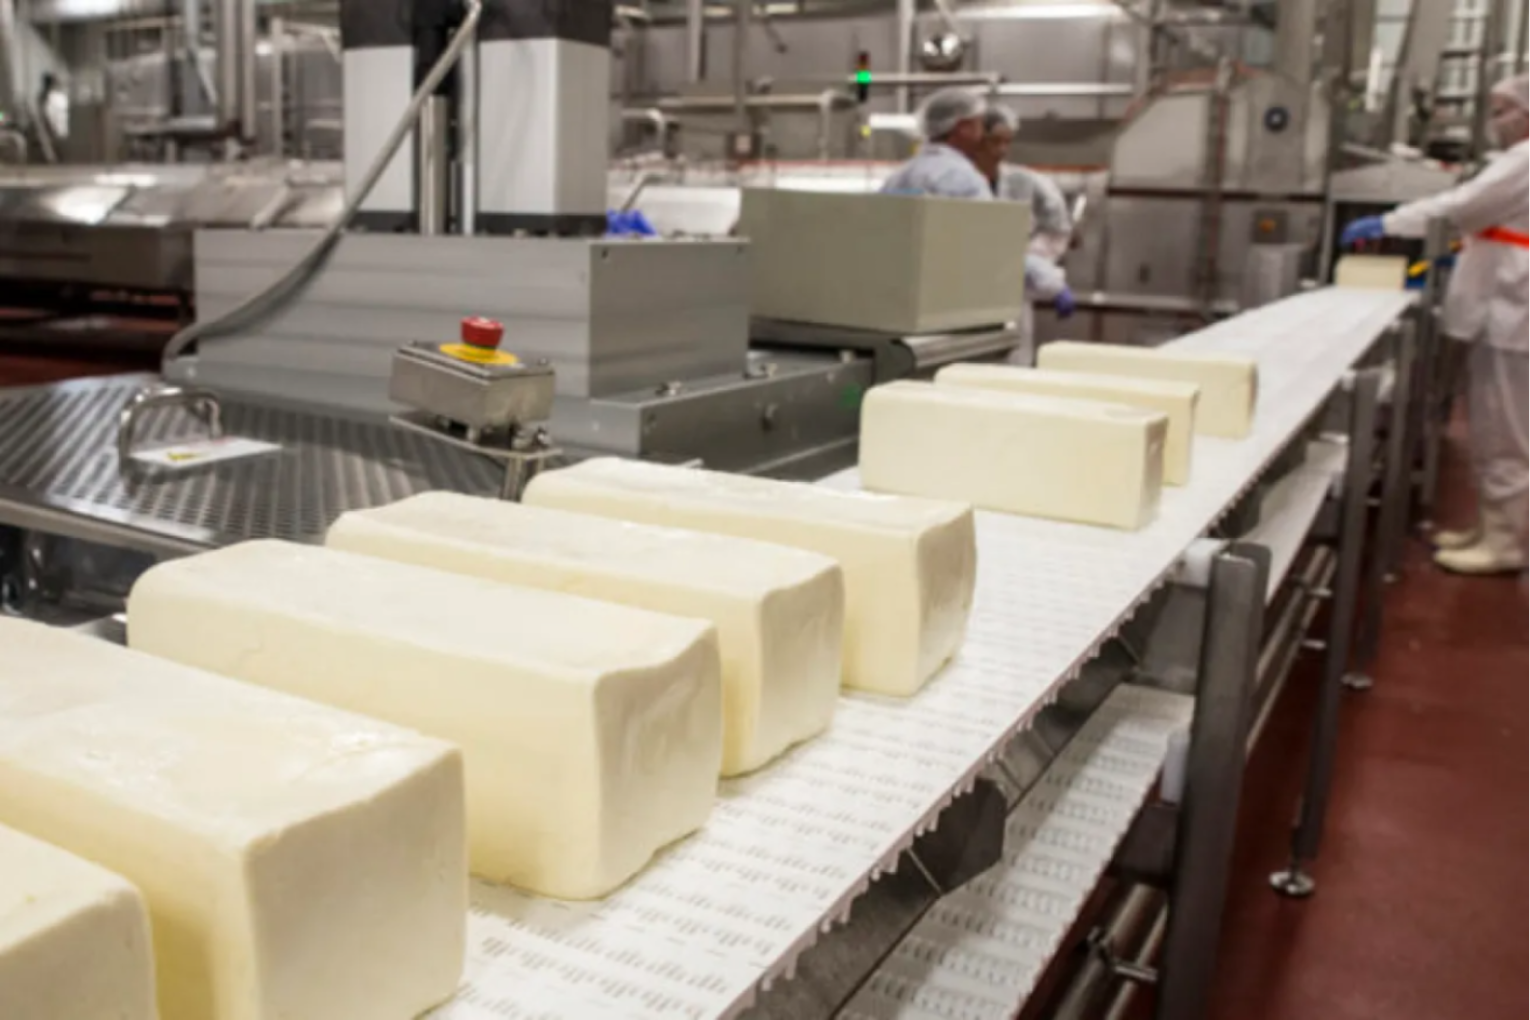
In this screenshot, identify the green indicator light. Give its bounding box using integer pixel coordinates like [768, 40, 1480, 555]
[855, 70, 872, 85]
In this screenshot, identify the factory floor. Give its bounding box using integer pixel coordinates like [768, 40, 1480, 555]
[1, 353, 1523, 1018]
[1204, 422, 1528, 1019]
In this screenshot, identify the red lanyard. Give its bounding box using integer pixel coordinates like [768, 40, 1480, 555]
[1478, 225, 1530, 248]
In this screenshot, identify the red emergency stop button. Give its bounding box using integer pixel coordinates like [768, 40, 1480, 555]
[461, 316, 504, 350]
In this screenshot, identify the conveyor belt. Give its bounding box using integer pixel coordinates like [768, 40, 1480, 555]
[436, 288, 1413, 1019]
[1246, 437, 1347, 600]
[840, 685, 1195, 1019]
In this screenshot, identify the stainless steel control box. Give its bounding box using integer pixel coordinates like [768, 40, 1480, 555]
[739, 188, 1030, 334]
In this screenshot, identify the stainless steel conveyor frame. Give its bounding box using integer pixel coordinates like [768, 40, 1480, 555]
[0, 288, 1420, 1020]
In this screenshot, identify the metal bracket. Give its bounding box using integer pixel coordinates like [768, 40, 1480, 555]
[907, 778, 1007, 894]
[116, 383, 224, 466]
[389, 411, 561, 501]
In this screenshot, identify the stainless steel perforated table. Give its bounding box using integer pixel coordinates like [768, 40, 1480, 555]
[0, 375, 501, 554]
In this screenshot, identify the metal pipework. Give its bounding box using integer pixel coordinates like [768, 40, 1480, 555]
[416, 95, 451, 235]
[731, 0, 750, 131]
[214, 0, 240, 137]
[656, 91, 854, 112]
[620, 108, 676, 154]
[686, 0, 705, 81]
[895, 0, 914, 112]
[239, 0, 257, 142]
[458, 37, 478, 235]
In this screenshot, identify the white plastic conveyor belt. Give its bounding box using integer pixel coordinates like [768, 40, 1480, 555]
[840, 685, 1195, 1020]
[436, 288, 1414, 1020]
[1246, 438, 1348, 601]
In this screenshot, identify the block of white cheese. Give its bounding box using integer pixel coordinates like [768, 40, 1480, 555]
[1038, 340, 1258, 439]
[128, 539, 722, 900]
[0, 823, 156, 1020]
[935, 363, 1199, 486]
[328, 493, 842, 777]
[1335, 253, 1409, 291]
[523, 458, 976, 697]
[859, 381, 1168, 530]
[0, 617, 465, 1020]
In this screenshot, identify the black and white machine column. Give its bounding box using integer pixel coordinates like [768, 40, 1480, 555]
[476, 0, 611, 236]
[340, 0, 417, 232]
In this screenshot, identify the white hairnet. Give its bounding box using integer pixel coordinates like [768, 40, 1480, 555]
[982, 105, 1020, 136]
[918, 88, 987, 141]
[1490, 73, 1529, 112]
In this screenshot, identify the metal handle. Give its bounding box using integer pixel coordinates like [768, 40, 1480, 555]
[117, 385, 224, 464]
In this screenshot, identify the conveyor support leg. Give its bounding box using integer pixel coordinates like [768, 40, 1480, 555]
[1153, 544, 1268, 1020]
[1273, 368, 1382, 896]
[1348, 320, 1416, 690]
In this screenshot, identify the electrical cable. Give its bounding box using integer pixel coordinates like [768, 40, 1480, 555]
[159, 0, 483, 371]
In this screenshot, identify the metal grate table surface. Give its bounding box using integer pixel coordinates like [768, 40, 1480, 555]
[0, 374, 502, 551]
[434, 288, 1413, 1018]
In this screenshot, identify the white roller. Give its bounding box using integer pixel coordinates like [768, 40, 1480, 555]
[1038, 340, 1258, 439]
[0, 618, 466, 1020]
[128, 539, 723, 900]
[327, 493, 843, 777]
[523, 457, 976, 698]
[0, 823, 156, 1020]
[859, 381, 1168, 531]
[935, 362, 1200, 485]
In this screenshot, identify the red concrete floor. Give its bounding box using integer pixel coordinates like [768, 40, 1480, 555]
[1201, 422, 1528, 1019]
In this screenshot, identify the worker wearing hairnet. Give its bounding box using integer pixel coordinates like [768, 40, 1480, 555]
[974, 106, 1076, 364]
[1340, 74, 1529, 574]
[879, 88, 993, 200]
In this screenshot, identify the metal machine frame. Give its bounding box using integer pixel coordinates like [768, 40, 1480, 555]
[0, 289, 1418, 1020]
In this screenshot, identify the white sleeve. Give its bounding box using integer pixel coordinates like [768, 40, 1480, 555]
[1028, 172, 1073, 240]
[1025, 254, 1067, 299]
[1383, 144, 1530, 238]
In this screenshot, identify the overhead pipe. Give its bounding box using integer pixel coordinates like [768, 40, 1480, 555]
[239, 0, 257, 143]
[181, 0, 216, 112]
[685, 0, 705, 82]
[656, 90, 853, 112]
[730, 0, 750, 131]
[214, 0, 239, 135]
[894, 0, 914, 112]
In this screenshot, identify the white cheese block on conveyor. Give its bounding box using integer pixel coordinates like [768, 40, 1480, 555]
[1334, 254, 1409, 291]
[934, 362, 1199, 486]
[127, 539, 723, 901]
[0, 617, 466, 1020]
[0, 823, 156, 1020]
[1038, 340, 1258, 439]
[523, 458, 976, 698]
[858, 381, 1168, 531]
[328, 493, 842, 777]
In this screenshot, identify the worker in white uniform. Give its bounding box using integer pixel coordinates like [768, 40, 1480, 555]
[973, 106, 1076, 364]
[879, 89, 992, 200]
[1340, 74, 1529, 575]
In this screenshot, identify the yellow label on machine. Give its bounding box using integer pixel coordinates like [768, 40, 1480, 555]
[439, 343, 520, 366]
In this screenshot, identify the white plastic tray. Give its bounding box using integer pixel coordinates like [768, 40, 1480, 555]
[436, 288, 1413, 1019]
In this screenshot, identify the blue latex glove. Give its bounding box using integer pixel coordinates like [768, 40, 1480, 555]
[1339, 215, 1386, 247]
[1053, 286, 1076, 319]
[604, 210, 657, 237]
